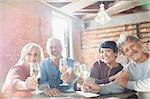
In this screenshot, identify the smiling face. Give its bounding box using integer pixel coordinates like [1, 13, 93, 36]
[122, 41, 143, 62]
[24, 46, 40, 65]
[100, 48, 117, 64]
[47, 38, 63, 60]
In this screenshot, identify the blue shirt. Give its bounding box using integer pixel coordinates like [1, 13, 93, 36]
[39, 57, 75, 92]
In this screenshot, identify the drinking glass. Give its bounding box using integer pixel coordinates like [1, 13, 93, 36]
[30, 62, 42, 94]
[74, 63, 90, 91]
[80, 64, 90, 80]
[73, 62, 81, 77]
[59, 58, 69, 86]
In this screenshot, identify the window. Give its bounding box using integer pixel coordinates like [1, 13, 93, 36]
[52, 12, 72, 58]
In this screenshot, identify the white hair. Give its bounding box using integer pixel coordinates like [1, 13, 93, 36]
[17, 42, 44, 65]
[46, 37, 62, 54]
[117, 32, 139, 48]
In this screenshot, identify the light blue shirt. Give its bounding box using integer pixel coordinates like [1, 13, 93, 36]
[100, 54, 150, 99]
[39, 57, 75, 92]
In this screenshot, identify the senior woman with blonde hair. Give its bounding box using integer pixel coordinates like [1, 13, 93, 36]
[1, 42, 44, 97]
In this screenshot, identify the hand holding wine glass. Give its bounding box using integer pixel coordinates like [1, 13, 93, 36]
[74, 63, 91, 91]
[59, 58, 69, 86]
[29, 62, 41, 94]
[73, 62, 84, 90]
[80, 65, 96, 92]
[30, 62, 40, 79]
[74, 63, 90, 82]
[25, 77, 36, 90]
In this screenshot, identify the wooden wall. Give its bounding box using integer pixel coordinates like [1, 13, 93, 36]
[81, 21, 150, 69]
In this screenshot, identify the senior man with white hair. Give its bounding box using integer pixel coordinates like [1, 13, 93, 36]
[39, 37, 75, 97]
[83, 35, 150, 99]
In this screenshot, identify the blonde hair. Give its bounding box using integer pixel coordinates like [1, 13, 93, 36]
[17, 42, 44, 65]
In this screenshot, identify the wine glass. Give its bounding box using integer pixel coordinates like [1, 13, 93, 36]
[73, 62, 81, 77]
[59, 58, 69, 86]
[30, 62, 41, 94]
[80, 64, 90, 80]
[73, 62, 83, 90]
[74, 63, 90, 81]
[74, 63, 90, 91]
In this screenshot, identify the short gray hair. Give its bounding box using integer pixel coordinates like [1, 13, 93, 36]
[46, 37, 62, 53]
[117, 35, 139, 48]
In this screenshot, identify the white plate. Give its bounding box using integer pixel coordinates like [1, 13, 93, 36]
[76, 91, 99, 98]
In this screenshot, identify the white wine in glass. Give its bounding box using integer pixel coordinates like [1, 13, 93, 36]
[74, 63, 90, 91]
[80, 64, 90, 80]
[59, 58, 69, 86]
[73, 62, 81, 77]
[30, 62, 42, 94]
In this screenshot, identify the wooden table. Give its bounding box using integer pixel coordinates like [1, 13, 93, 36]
[5, 91, 136, 99]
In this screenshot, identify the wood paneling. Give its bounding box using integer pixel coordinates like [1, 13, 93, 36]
[81, 21, 150, 68]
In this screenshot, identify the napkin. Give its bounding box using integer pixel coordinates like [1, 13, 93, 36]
[76, 91, 99, 98]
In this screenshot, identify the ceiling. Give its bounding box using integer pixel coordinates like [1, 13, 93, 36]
[41, 0, 149, 20]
